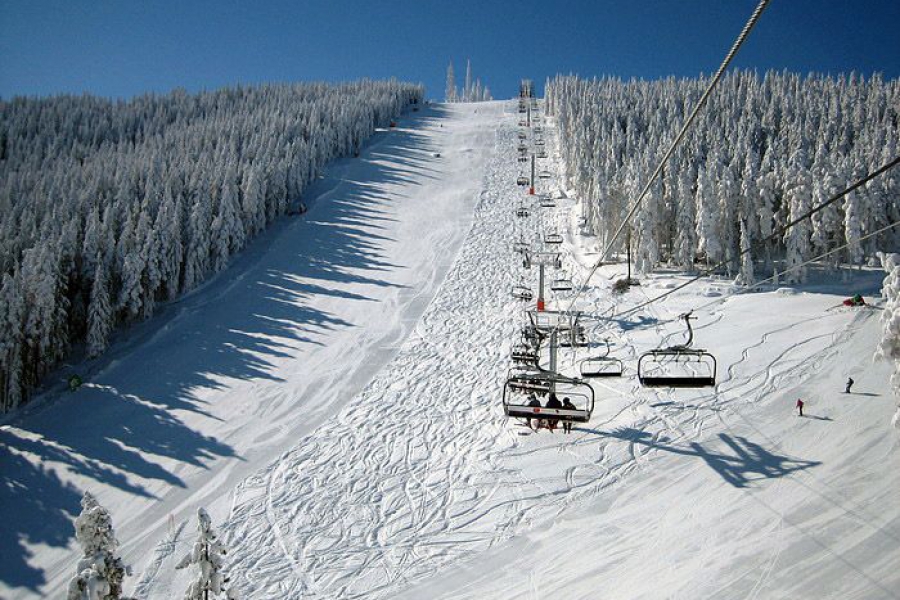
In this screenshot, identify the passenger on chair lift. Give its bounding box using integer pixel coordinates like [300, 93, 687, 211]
[562, 397, 576, 433]
[545, 393, 562, 432]
[527, 393, 541, 430]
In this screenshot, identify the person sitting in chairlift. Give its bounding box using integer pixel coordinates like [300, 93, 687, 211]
[545, 393, 562, 432]
[561, 397, 576, 434]
[527, 393, 542, 431]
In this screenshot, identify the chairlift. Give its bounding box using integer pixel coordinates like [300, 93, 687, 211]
[517, 144, 528, 153]
[511, 342, 539, 366]
[518, 132, 527, 140]
[539, 197, 557, 208]
[637, 312, 717, 388]
[537, 151, 548, 159]
[523, 251, 561, 270]
[579, 339, 624, 378]
[516, 176, 529, 186]
[518, 120, 528, 127]
[551, 277, 574, 292]
[516, 206, 530, 218]
[517, 155, 528, 163]
[533, 126, 543, 134]
[538, 170, 552, 179]
[544, 232, 563, 245]
[513, 239, 530, 254]
[503, 370, 595, 423]
[511, 284, 533, 301]
[534, 139, 545, 146]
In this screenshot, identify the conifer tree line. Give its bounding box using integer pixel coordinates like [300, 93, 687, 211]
[545, 71, 899, 282]
[0, 79, 423, 413]
[445, 59, 492, 103]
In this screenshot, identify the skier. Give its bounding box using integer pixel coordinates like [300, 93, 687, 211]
[796, 398, 804, 417]
[562, 397, 576, 434]
[845, 377, 854, 394]
[545, 393, 562, 432]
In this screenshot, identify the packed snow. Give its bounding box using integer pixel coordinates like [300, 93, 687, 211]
[1, 100, 898, 600]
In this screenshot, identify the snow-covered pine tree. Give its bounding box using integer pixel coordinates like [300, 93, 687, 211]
[67, 491, 130, 600]
[175, 508, 239, 600]
[445, 61, 457, 103]
[87, 259, 112, 358]
[464, 59, 472, 103]
[875, 252, 900, 428]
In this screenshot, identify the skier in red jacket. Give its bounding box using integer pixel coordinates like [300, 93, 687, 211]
[796, 398, 804, 417]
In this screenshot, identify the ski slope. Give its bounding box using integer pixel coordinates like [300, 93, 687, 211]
[2, 100, 899, 600]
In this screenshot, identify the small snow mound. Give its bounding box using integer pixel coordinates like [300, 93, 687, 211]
[660, 282, 679, 289]
[776, 287, 798, 295]
[702, 288, 723, 297]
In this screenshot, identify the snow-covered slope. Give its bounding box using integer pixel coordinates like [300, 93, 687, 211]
[3, 100, 898, 600]
[0, 102, 501, 599]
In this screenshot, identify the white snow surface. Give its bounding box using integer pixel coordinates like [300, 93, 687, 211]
[2, 101, 899, 600]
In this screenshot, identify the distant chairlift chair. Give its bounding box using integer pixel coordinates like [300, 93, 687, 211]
[637, 312, 717, 388]
[544, 232, 563, 245]
[579, 339, 624, 378]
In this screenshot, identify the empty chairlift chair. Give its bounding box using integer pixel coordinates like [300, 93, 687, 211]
[579, 339, 624, 378]
[638, 312, 717, 388]
[538, 170, 552, 179]
[550, 275, 573, 293]
[544, 232, 563, 245]
[503, 370, 595, 423]
[511, 284, 533, 301]
[539, 196, 556, 208]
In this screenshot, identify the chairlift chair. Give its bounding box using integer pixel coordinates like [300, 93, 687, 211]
[511, 342, 539, 366]
[537, 151, 548, 159]
[523, 251, 562, 270]
[518, 155, 528, 163]
[637, 312, 717, 388]
[533, 126, 543, 133]
[579, 339, 624, 378]
[538, 170, 552, 179]
[534, 139, 545, 146]
[517, 176, 529, 186]
[551, 277, 574, 292]
[559, 325, 589, 348]
[544, 232, 563, 245]
[513, 239, 530, 254]
[518, 132, 527, 140]
[503, 370, 595, 423]
[511, 284, 533, 301]
[539, 197, 557, 208]
[516, 206, 530, 218]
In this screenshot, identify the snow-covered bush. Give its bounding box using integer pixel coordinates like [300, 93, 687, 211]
[175, 508, 239, 600]
[67, 491, 130, 600]
[876, 252, 900, 428]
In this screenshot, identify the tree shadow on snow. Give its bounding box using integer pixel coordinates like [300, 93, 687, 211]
[1, 104, 448, 592]
[582, 427, 821, 488]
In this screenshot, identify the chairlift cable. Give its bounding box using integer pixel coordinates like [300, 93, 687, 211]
[562, 0, 772, 319]
[610, 157, 900, 320]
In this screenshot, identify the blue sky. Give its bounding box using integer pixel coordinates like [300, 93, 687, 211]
[1, 0, 898, 100]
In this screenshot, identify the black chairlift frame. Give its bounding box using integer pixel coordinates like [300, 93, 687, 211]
[637, 312, 717, 387]
[503, 369, 595, 423]
[580, 339, 624, 378]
